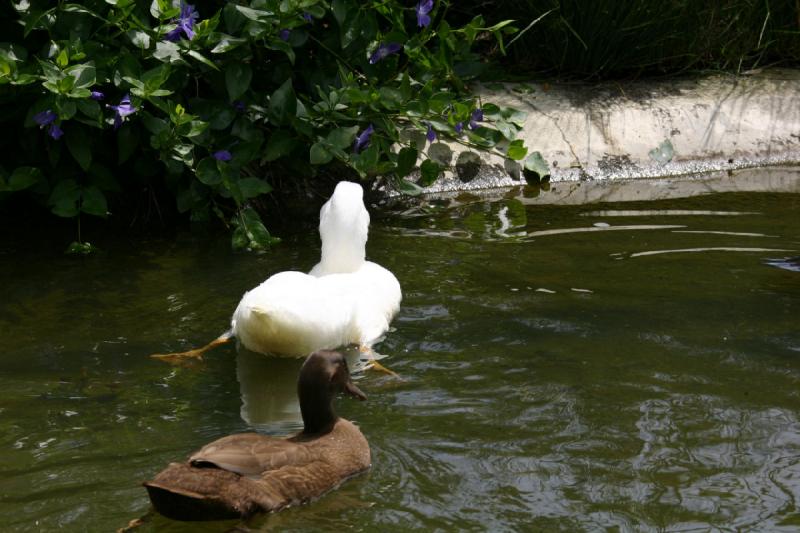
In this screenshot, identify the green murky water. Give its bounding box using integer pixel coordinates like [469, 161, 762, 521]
[1, 172, 799, 531]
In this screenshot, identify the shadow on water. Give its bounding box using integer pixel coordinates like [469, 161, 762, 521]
[1, 168, 799, 530]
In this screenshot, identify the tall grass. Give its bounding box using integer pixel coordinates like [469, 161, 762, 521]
[451, 0, 800, 79]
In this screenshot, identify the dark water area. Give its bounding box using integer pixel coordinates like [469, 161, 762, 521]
[1, 171, 799, 531]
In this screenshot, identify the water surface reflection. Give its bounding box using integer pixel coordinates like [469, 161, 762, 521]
[0, 174, 798, 530]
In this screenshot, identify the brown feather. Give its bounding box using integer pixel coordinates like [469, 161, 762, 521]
[144, 351, 371, 521]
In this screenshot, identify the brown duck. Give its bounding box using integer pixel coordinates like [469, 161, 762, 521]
[144, 350, 370, 521]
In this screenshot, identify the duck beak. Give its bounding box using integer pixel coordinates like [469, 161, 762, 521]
[344, 380, 367, 401]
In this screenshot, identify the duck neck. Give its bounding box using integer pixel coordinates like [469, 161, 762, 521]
[298, 382, 338, 435]
[319, 241, 365, 273]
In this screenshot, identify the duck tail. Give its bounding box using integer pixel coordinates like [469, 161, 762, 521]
[144, 462, 262, 521]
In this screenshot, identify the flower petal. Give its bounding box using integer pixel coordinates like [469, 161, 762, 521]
[213, 150, 233, 161]
[33, 109, 57, 127]
[369, 42, 402, 64]
[426, 124, 436, 142]
[48, 123, 64, 140]
[416, 0, 434, 27]
[354, 124, 374, 152]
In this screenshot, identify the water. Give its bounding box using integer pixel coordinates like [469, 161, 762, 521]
[1, 170, 799, 531]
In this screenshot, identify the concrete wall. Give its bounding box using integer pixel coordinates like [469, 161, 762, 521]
[406, 69, 800, 194]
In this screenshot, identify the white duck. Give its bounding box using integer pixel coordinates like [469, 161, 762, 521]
[152, 181, 401, 371]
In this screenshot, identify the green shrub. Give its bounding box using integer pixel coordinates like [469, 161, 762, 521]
[0, 0, 530, 251]
[452, 0, 800, 79]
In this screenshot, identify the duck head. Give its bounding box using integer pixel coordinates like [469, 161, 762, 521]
[314, 181, 369, 275]
[298, 350, 366, 435]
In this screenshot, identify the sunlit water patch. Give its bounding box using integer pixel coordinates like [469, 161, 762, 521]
[0, 171, 799, 531]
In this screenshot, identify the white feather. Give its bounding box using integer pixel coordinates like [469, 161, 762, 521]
[230, 181, 401, 356]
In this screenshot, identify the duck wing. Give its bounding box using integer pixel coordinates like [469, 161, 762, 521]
[189, 433, 314, 477]
[232, 272, 357, 355]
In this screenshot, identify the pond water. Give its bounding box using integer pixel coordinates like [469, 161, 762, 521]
[1, 169, 799, 531]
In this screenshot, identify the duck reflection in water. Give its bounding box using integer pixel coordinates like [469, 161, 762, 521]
[236, 348, 363, 431]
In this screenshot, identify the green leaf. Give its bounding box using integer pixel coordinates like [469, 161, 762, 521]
[419, 159, 441, 186]
[142, 63, 171, 91]
[233, 5, 273, 21]
[172, 143, 194, 166]
[395, 178, 424, 196]
[65, 62, 96, 89]
[76, 99, 101, 121]
[196, 157, 222, 185]
[523, 151, 550, 184]
[506, 139, 527, 161]
[211, 34, 247, 54]
[266, 39, 296, 64]
[264, 130, 297, 162]
[117, 124, 139, 163]
[48, 179, 81, 217]
[378, 87, 404, 110]
[153, 41, 180, 63]
[122, 76, 145, 89]
[268, 79, 296, 126]
[58, 76, 75, 94]
[88, 163, 121, 192]
[65, 241, 98, 255]
[66, 129, 92, 170]
[396, 146, 417, 178]
[181, 120, 209, 138]
[310, 142, 333, 165]
[142, 114, 168, 135]
[231, 206, 280, 252]
[8, 166, 43, 191]
[56, 48, 69, 68]
[197, 101, 236, 130]
[238, 177, 272, 200]
[37, 58, 63, 84]
[326, 126, 358, 151]
[68, 87, 92, 99]
[225, 63, 252, 101]
[467, 127, 503, 148]
[494, 120, 517, 141]
[80, 185, 108, 217]
[482, 103, 502, 118]
[62, 3, 109, 21]
[332, 0, 350, 26]
[128, 30, 151, 49]
[187, 50, 219, 71]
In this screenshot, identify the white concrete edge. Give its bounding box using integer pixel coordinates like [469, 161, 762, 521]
[386, 69, 800, 195]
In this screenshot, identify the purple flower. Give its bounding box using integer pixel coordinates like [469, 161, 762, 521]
[416, 0, 434, 28]
[108, 95, 136, 130]
[302, 12, 313, 23]
[354, 124, 374, 153]
[369, 42, 402, 64]
[90, 90, 105, 101]
[233, 100, 246, 112]
[34, 109, 57, 127]
[279, 29, 290, 42]
[454, 122, 464, 133]
[48, 123, 64, 140]
[34, 110, 63, 140]
[164, 2, 199, 42]
[426, 123, 436, 142]
[213, 149, 232, 161]
[469, 108, 483, 130]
